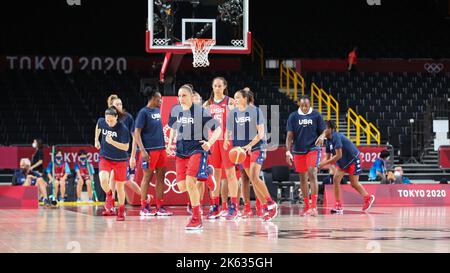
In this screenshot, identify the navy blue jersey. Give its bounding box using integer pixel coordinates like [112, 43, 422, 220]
[120, 112, 135, 155]
[325, 132, 360, 169]
[168, 103, 220, 158]
[12, 169, 41, 186]
[226, 105, 265, 151]
[286, 108, 325, 154]
[97, 118, 130, 161]
[135, 106, 165, 151]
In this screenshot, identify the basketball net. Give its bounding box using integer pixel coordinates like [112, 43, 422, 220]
[185, 38, 216, 68]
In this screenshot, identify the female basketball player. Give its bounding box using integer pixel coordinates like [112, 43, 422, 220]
[167, 85, 222, 229]
[95, 106, 130, 221]
[134, 86, 172, 216]
[318, 120, 375, 213]
[74, 149, 95, 202]
[107, 95, 142, 206]
[202, 77, 239, 220]
[286, 95, 326, 217]
[242, 88, 263, 217]
[224, 89, 278, 221]
[192, 90, 216, 214]
[45, 149, 71, 202]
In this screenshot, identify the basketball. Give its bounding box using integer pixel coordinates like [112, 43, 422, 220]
[229, 147, 247, 164]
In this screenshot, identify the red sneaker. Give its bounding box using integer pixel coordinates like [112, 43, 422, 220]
[242, 207, 254, 218]
[102, 193, 115, 216]
[116, 205, 125, 221]
[255, 205, 264, 217]
[299, 206, 311, 217]
[185, 216, 203, 230]
[362, 195, 375, 212]
[263, 202, 278, 221]
[331, 202, 344, 214]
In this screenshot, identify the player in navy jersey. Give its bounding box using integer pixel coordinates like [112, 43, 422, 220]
[166, 84, 222, 230]
[318, 120, 375, 213]
[189, 89, 217, 215]
[107, 95, 142, 208]
[134, 86, 173, 216]
[45, 149, 71, 202]
[224, 89, 278, 221]
[286, 95, 326, 217]
[95, 106, 130, 221]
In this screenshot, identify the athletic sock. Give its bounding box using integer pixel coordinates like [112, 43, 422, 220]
[311, 194, 318, 209]
[303, 197, 310, 209]
[192, 205, 201, 218]
[156, 198, 163, 209]
[230, 197, 238, 208]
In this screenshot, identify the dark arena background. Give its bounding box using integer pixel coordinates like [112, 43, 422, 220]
[1, 0, 450, 260]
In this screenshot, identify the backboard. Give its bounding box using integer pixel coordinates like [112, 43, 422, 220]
[146, 0, 251, 54]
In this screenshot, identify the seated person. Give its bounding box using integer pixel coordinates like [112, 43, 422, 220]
[385, 166, 411, 184]
[45, 149, 71, 202]
[12, 158, 51, 206]
[74, 150, 95, 202]
[368, 150, 390, 183]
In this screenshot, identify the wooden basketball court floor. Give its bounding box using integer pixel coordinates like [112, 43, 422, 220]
[1, 205, 449, 253]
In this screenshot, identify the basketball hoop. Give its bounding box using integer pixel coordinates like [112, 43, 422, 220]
[185, 38, 216, 68]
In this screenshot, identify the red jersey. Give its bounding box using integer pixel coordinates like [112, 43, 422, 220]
[208, 96, 230, 139]
[348, 51, 357, 65]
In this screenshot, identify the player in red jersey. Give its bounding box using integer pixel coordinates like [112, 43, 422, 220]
[45, 149, 71, 202]
[202, 77, 240, 220]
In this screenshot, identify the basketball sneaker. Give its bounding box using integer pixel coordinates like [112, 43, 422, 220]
[140, 200, 151, 216]
[362, 195, 375, 212]
[116, 205, 125, 221]
[224, 204, 239, 220]
[187, 203, 192, 215]
[206, 204, 221, 219]
[43, 198, 52, 207]
[263, 202, 278, 221]
[242, 206, 254, 218]
[331, 202, 344, 214]
[309, 208, 318, 217]
[102, 193, 115, 216]
[299, 206, 311, 217]
[219, 204, 228, 217]
[255, 205, 264, 217]
[156, 206, 173, 216]
[185, 217, 203, 230]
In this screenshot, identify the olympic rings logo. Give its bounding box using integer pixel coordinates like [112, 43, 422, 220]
[149, 170, 181, 194]
[424, 63, 444, 74]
